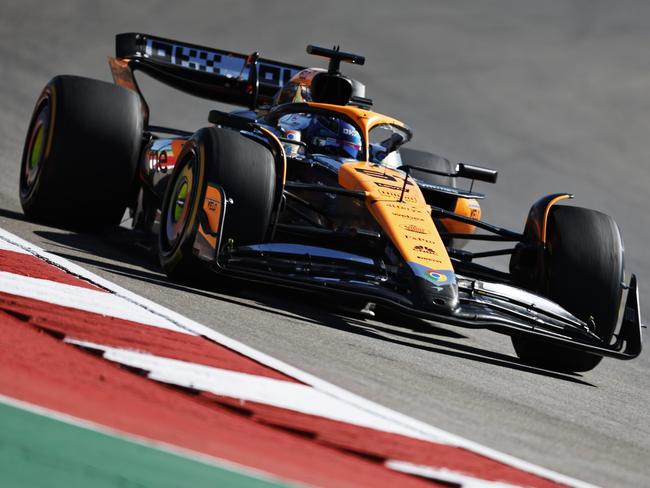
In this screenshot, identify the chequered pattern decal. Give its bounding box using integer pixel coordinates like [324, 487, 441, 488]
[143, 38, 300, 87]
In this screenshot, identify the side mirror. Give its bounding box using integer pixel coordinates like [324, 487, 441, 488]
[456, 163, 498, 184]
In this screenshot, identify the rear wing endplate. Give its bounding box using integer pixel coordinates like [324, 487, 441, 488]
[114, 33, 304, 108]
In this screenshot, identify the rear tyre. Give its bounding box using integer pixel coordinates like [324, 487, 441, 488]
[512, 205, 624, 372]
[158, 127, 276, 282]
[20, 75, 143, 227]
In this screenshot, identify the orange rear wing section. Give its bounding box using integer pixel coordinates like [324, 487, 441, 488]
[113, 33, 304, 108]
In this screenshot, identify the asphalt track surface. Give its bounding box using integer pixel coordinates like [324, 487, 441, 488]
[1, 1, 649, 486]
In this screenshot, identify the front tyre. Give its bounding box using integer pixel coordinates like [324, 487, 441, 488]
[512, 205, 624, 372]
[20, 75, 143, 227]
[158, 127, 276, 282]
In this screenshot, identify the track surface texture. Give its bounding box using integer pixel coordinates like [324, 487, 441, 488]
[1, 1, 649, 486]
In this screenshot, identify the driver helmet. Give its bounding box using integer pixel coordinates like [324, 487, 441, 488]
[277, 113, 362, 159]
[304, 115, 362, 159]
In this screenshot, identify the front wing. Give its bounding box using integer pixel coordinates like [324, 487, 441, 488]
[192, 185, 642, 361]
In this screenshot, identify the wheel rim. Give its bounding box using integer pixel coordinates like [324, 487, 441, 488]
[164, 152, 196, 249]
[22, 100, 50, 196]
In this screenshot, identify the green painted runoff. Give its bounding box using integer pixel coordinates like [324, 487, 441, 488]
[0, 401, 293, 488]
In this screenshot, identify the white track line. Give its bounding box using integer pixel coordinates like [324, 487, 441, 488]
[70, 339, 528, 487]
[0, 271, 192, 335]
[0, 240, 29, 254]
[0, 228, 596, 488]
[386, 460, 521, 488]
[65, 339, 432, 441]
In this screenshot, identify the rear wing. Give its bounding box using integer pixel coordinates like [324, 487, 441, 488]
[112, 33, 304, 112]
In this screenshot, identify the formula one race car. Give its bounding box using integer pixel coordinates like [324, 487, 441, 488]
[19, 33, 642, 372]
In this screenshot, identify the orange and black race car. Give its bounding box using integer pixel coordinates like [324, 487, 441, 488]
[19, 33, 642, 372]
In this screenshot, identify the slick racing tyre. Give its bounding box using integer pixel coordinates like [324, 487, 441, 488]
[512, 205, 624, 372]
[159, 126, 276, 281]
[399, 148, 456, 188]
[20, 75, 143, 227]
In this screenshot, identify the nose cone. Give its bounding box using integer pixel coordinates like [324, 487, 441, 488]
[408, 263, 459, 312]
